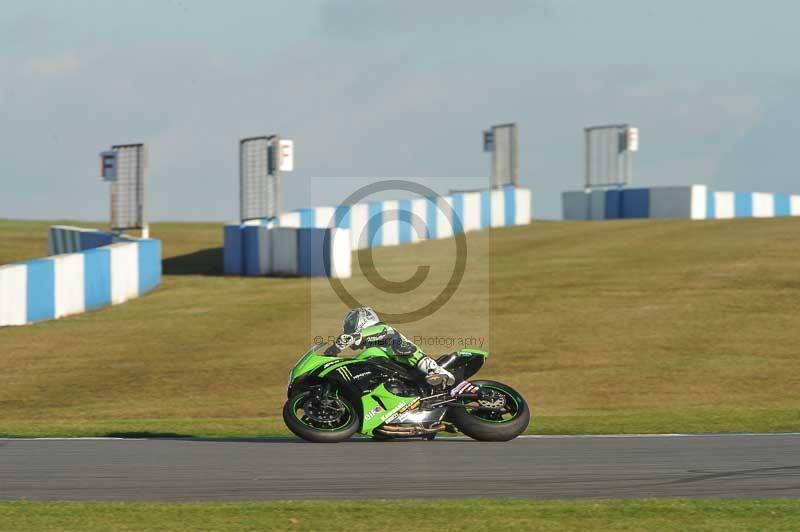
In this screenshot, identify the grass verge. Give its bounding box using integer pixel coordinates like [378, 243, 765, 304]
[2, 218, 800, 437]
[1, 499, 800, 531]
[1, 406, 800, 439]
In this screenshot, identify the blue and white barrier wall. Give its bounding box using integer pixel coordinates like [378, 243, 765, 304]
[235, 226, 351, 278]
[562, 185, 800, 220]
[48, 226, 115, 255]
[0, 226, 161, 327]
[223, 186, 531, 276]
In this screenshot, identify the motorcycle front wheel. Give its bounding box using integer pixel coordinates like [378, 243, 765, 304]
[283, 389, 360, 443]
[451, 380, 530, 441]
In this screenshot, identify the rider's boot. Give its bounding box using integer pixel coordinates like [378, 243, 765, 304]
[416, 356, 455, 387]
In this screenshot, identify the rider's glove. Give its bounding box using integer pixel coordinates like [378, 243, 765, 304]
[349, 333, 363, 349]
[335, 334, 353, 349]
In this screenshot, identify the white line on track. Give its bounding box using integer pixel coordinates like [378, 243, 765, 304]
[515, 432, 800, 439]
[2, 432, 800, 442]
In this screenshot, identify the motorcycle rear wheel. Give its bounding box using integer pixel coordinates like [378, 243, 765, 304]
[452, 380, 530, 441]
[283, 390, 360, 443]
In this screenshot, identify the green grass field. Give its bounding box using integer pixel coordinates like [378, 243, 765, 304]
[1, 218, 800, 437]
[1, 499, 799, 531]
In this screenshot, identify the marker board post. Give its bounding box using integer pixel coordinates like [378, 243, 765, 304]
[99, 143, 148, 238]
[240, 135, 294, 222]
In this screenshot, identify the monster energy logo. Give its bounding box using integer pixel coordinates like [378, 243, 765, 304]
[336, 365, 354, 381]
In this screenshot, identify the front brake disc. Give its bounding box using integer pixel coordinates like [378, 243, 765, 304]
[477, 391, 506, 410]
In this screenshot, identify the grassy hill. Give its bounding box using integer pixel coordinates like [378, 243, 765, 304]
[1, 217, 799, 437]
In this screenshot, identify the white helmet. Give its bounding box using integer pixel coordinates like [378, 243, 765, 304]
[343, 307, 380, 334]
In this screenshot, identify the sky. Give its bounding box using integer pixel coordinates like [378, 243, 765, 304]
[1, 0, 799, 221]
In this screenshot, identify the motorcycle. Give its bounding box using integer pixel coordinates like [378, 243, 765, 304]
[283, 341, 530, 442]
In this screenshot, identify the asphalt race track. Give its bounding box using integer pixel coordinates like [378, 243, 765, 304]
[1, 434, 799, 501]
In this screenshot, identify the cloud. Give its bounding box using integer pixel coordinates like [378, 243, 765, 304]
[24, 51, 82, 77]
[0, 2, 789, 221]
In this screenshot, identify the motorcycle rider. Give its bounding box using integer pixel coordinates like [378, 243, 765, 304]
[324, 307, 455, 387]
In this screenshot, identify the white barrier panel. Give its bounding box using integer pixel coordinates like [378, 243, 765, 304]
[461, 192, 482, 232]
[271, 227, 299, 275]
[0, 264, 27, 326]
[514, 188, 532, 225]
[410, 198, 428, 242]
[752, 192, 775, 218]
[329, 228, 352, 279]
[315, 206, 336, 228]
[350, 203, 369, 250]
[109, 243, 139, 305]
[792, 196, 800, 216]
[436, 196, 454, 239]
[381, 200, 400, 246]
[690, 185, 707, 220]
[490, 190, 505, 227]
[712, 191, 735, 219]
[53, 253, 85, 318]
[278, 212, 301, 228]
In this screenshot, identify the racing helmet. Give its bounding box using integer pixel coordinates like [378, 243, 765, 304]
[343, 307, 380, 334]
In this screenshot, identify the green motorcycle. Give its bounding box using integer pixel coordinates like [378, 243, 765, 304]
[284, 341, 530, 442]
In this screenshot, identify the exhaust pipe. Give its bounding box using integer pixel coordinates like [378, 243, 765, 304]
[374, 423, 446, 437]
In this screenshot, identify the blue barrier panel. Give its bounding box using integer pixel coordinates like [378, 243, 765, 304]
[243, 226, 263, 276]
[26, 259, 55, 322]
[774, 195, 791, 217]
[79, 231, 114, 251]
[604, 190, 622, 219]
[452, 193, 465, 234]
[735, 193, 752, 217]
[298, 209, 315, 228]
[620, 188, 650, 218]
[322, 229, 333, 276]
[706, 190, 716, 219]
[297, 228, 328, 277]
[425, 196, 437, 239]
[137, 240, 161, 293]
[368, 201, 383, 247]
[334, 205, 351, 229]
[223, 225, 244, 275]
[83, 248, 111, 310]
[398, 198, 413, 244]
[504, 187, 516, 226]
[480, 190, 491, 228]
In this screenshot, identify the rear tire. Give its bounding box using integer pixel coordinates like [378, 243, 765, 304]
[283, 390, 360, 443]
[452, 380, 530, 441]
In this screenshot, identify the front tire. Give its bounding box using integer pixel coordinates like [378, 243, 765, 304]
[451, 380, 530, 441]
[283, 390, 360, 443]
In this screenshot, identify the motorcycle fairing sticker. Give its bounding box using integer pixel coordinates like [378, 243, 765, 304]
[364, 405, 383, 421]
[336, 366, 354, 381]
[383, 398, 421, 424]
